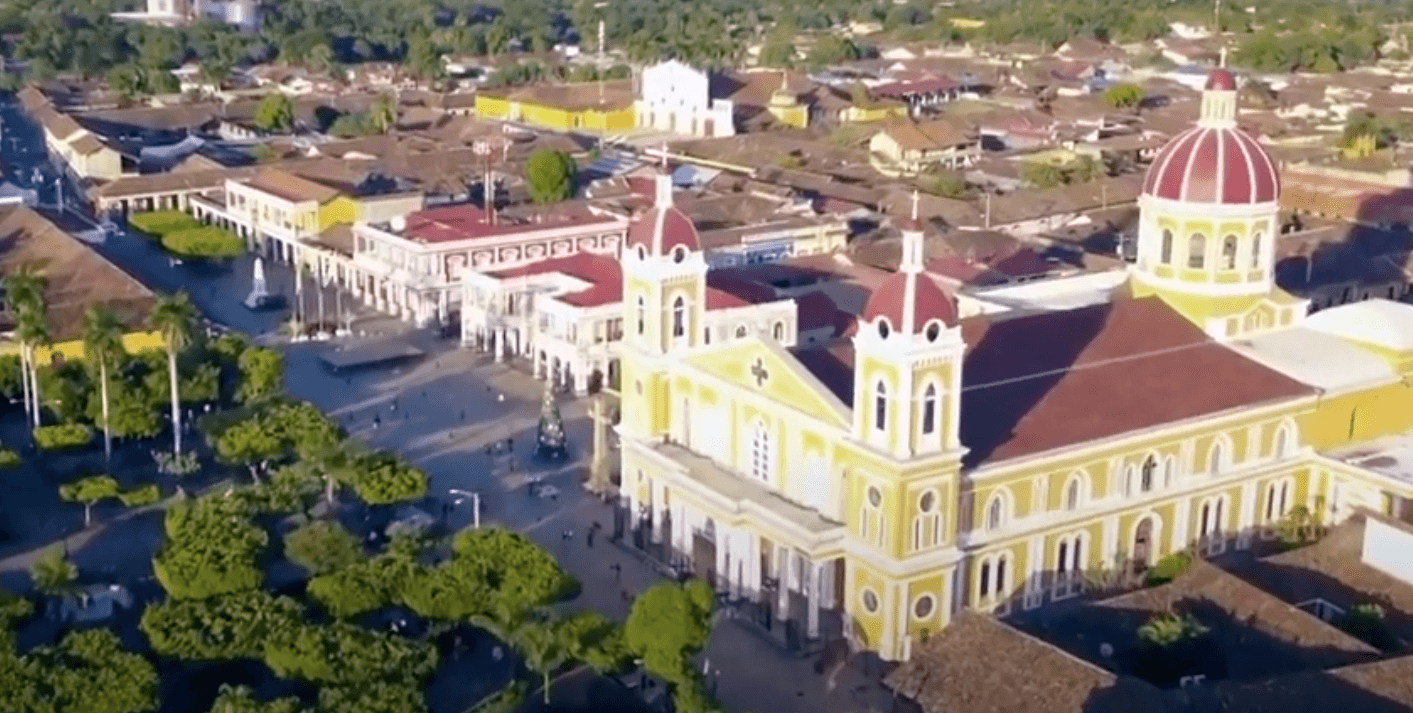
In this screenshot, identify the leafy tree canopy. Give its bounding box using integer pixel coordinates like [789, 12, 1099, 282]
[525, 150, 577, 205]
[284, 520, 365, 576]
[624, 579, 716, 684]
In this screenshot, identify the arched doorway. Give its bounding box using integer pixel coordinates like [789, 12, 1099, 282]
[1132, 516, 1154, 572]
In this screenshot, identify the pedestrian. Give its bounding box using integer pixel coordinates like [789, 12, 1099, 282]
[484, 443, 492, 457]
[586, 529, 595, 548]
[611, 562, 621, 582]
[507, 437, 514, 452]
[460, 410, 466, 421]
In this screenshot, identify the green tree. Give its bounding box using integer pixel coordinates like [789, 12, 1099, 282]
[927, 169, 970, 199]
[89, 375, 162, 440]
[141, 590, 302, 661]
[237, 347, 284, 403]
[350, 453, 428, 505]
[59, 475, 121, 527]
[512, 617, 570, 704]
[624, 579, 715, 684]
[454, 528, 573, 622]
[216, 414, 285, 482]
[307, 553, 412, 619]
[305, 43, 335, 76]
[1103, 83, 1144, 110]
[148, 292, 198, 458]
[284, 520, 364, 575]
[83, 304, 125, 464]
[525, 150, 577, 204]
[30, 546, 78, 594]
[33, 629, 159, 713]
[209, 684, 304, 713]
[254, 93, 296, 133]
[369, 93, 399, 134]
[39, 360, 90, 424]
[1021, 160, 1066, 189]
[152, 495, 268, 599]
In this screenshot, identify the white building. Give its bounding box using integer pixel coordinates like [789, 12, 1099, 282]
[112, 0, 259, 31]
[636, 60, 736, 138]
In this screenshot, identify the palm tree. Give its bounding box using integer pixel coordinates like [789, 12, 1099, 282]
[15, 304, 48, 429]
[83, 305, 125, 464]
[4, 265, 44, 423]
[148, 292, 198, 458]
[512, 618, 570, 704]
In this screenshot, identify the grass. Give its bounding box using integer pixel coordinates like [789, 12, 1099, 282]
[128, 210, 200, 239]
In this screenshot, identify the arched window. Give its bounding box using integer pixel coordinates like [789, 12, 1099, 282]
[986, 494, 1005, 531]
[1140, 456, 1156, 493]
[1265, 479, 1292, 523]
[1274, 425, 1290, 458]
[1057, 541, 1070, 575]
[1124, 464, 1137, 497]
[772, 321, 784, 341]
[874, 380, 888, 432]
[979, 560, 992, 598]
[635, 296, 646, 335]
[735, 325, 748, 338]
[1188, 233, 1207, 269]
[750, 420, 771, 482]
[921, 384, 938, 435]
[912, 491, 941, 550]
[1065, 477, 1080, 511]
[1251, 232, 1263, 269]
[995, 555, 1008, 595]
[671, 296, 685, 337]
[1221, 234, 1238, 270]
[1160, 229, 1174, 264]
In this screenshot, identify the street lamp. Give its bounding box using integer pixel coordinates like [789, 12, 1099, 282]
[450, 488, 480, 529]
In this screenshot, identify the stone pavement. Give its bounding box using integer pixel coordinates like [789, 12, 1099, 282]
[283, 335, 900, 713]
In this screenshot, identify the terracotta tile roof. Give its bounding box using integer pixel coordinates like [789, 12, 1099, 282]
[957, 296, 1313, 465]
[1240, 512, 1413, 642]
[879, 118, 971, 151]
[487, 252, 623, 309]
[69, 133, 109, 157]
[400, 203, 620, 244]
[0, 206, 155, 341]
[483, 80, 635, 112]
[886, 611, 1164, 713]
[794, 291, 847, 335]
[245, 169, 343, 204]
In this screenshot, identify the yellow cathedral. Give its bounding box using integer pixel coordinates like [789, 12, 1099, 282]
[610, 68, 1413, 661]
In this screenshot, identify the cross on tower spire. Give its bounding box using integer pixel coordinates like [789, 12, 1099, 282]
[911, 189, 920, 222]
[1219, 46, 1228, 69]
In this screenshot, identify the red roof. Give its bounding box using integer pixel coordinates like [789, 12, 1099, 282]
[1206, 69, 1236, 91]
[625, 206, 701, 255]
[401, 204, 616, 244]
[863, 269, 959, 332]
[795, 291, 846, 334]
[486, 252, 622, 308]
[1141, 125, 1279, 204]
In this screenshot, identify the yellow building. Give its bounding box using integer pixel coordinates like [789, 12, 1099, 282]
[475, 80, 636, 133]
[610, 68, 1413, 661]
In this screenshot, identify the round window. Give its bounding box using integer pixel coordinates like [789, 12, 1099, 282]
[919, 491, 936, 512]
[862, 589, 880, 613]
[925, 321, 941, 342]
[877, 319, 891, 339]
[868, 486, 882, 508]
[672, 246, 686, 263]
[913, 594, 935, 619]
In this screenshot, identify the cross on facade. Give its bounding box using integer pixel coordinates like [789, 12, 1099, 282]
[751, 358, 770, 387]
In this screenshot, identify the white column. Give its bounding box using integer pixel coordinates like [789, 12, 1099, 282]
[775, 546, 790, 620]
[496, 328, 507, 362]
[1101, 515, 1119, 567]
[1237, 479, 1258, 549]
[672, 502, 687, 558]
[807, 560, 821, 639]
[574, 356, 590, 394]
[822, 558, 837, 609]
[1025, 534, 1044, 608]
[715, 528, 730, 593]
[1172, 498, 1191, 551]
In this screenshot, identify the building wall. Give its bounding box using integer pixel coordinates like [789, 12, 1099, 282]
[0, 330, 165, 360]
[358, 193, 425, 224]
[319, 195, 359, 231]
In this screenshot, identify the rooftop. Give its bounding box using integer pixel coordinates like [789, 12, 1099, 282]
[0, 206, 155, 341]
[1228, 327, 1397, 393]
[481, 80, 636, 111]
[243, 169, 343, 204]
[1303, 299, 1413, 352]
[393, 203, 623, 245]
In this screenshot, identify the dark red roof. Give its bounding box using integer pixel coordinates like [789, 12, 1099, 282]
[706, 287, 749, 309]
[402, 203, 616, 244]
[1141, 125, 1279, 204]
[1206, 68, 1237, 91]
[956, 296, 1312, 465]
[625, 206, 700, 255]
[793, 296, 1314, 467]
[486, 252, 622, 308]
[794, 291, 842, 333]
[862, 270, 959, 332]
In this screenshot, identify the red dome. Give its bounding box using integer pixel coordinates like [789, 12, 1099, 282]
[1141, 126, 1279, 204]
[626, 206, 700, 256]
[1206, 69, 1236, 91]
[863, 270, 958, 334]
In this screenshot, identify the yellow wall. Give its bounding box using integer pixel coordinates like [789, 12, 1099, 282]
[476, 93, 634, 133]
[769, 104, 809, 130]
[1302, 381, 1413, 450]
[475, 94, 512, 121]
[319, 195, 359, 231]
[0, 331, 166, 361]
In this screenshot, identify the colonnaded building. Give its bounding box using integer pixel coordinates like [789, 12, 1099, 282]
[609, 69, 1413, 660]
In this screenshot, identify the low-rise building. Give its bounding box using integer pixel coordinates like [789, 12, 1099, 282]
[19, 87, 124, 182]
[868, 118, 980, 177]
[475, 80, 636, 133]
[637, 60, 735, 138]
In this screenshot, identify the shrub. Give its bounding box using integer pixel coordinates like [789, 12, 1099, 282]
[284, 520, 364, 575]
[1144, 550, 1194, 586]
[1137, 613, 1208, 648]
[161, 226, 245, 259]
[1339, 603, 1399, 652]
[0, 447, 20, 468]
[119, 483, 162, 508]
[33, 423, 94, 451]
[129, 210, 199, 238]
[153, 449, 201, 476]
[31, 546, 78, 594]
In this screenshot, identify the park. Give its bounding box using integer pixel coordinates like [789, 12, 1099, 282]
[0, 260, 724, 713]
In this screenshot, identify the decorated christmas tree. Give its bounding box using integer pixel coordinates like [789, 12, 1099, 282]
[535, 384, 567, 461]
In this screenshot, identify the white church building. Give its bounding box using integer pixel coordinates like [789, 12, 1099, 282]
[636, 60, 736, 138]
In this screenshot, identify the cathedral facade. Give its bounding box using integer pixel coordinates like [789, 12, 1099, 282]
[610, 69, 1413, 661]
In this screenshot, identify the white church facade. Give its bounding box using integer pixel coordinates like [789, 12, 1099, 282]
[636, 60, 736, 138]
